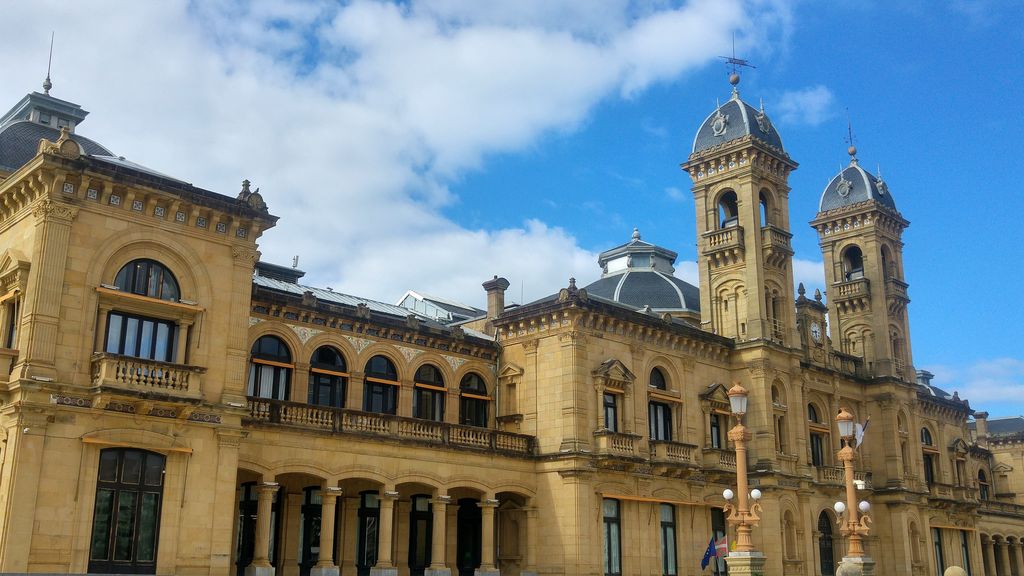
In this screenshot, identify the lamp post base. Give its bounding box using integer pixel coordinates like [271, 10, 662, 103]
[725, 552, 765, 575]
[837, 556, 875, 576]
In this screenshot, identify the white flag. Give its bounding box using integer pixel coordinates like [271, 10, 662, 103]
[855, 418, 870, 448]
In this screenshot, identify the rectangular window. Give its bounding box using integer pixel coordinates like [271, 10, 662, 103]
[932, 528, 945, 576]
[413, 387, 444, 421]
[649, 402, 672, 441]
[810, 433, 825, 467]
[923, 453, 936, 486]
[4, 299, 18, 348]
[105, 311, 176, 362]
[710, 413, 722, 449]
[604, 393, 619, 433]
[39, 112, 51, 125]
[960, 531, 972, 576]
[460, 396, 488, 427]
[660, 504, 677, 576]
[603, 499, 621, 576]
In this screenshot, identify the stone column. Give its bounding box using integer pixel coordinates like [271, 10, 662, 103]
[985, 538, 998, 576]
[1000, 539, 1012, 576]
[247, 482, 280, 576]
[427, 494, 451, 576]
[210, 431, 243, 575]
[312, 487, 343, 576]
[340, 495, 359, 576]
[371, 490, 398, 576]
[1015, 541, 1024, 576]
[522, 504, 538, 576]
[349, 372, 366, 411]
[477, 497, 500, 576]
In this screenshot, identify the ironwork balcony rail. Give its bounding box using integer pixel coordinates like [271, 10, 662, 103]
[91, 353, 204, 400]
[246, 397, 534, 456]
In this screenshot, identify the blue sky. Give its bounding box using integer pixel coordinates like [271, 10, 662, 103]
[1, 0, 1021, 415]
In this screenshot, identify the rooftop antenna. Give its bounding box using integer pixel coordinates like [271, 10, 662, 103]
[719, 33, 755, 95]
[43, 31, 54, 95]
[845, 109, 858, 161]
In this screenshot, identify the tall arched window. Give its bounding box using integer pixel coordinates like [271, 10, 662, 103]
[459, 372, 489, 427]
[308, 346, 347, 408]
[841, 245, 865, 281]
[89, 448, 166, 574]
[413, 364, 445, 421]
[364, 355, 398, 414]
[808, 404, 827, 467]
[921, 427, 937, 486]
[114, 259, 180, 301]
[979, 470, 990, 500]
[648, 368, 672, 441]
[759, 190, 770, 228]
[248, 336, 292, 400]
[718, 191, 739, 228]
[881, 245, 895, 279]
[818, 511, 835, 576]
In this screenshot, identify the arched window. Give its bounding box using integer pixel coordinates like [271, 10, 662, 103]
[808, 404, 827, 467]
[413, 364, 445, 421]
[114, 259, 180, 301]
[759, 190, 770, 228]
[921, 427, 937, 486]
[773, 385, 787, 453]
[818, 511, 835, 576]
[459, 372, 489, 427]
[89, 448, 166, 574]
[248, 336, 292, 400]
[718, 191, 739, 229]
[880, 245, 895, 279]
[979, 470, 990, 500]
[650, 367, 667, 390]
[308, 346, 347, 408]
[841, 245, 865, 281]
[364, 355, 398, 414]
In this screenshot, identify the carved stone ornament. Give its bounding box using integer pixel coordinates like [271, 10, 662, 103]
[232, 246, 260, 265]
[711, 109, 729, 136]
[38, 127, 81, 160]
[32, 199, 78, 222]
[344, 335, 372, 353]
[876, 178, 888, 196]
[396, 345, 423, 362]
[836, 175, 853, 197]
[289, 324, 322, 344]
[756, 110, 772, 134]
[444, 354, 467, 372]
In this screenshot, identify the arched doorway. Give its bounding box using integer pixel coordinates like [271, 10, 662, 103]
[408, 494, 433, 576]
[456, 499, 482, 576]
[818, 511, 835, 576]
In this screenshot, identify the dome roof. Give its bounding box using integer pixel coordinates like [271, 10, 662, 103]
[819, 158, 896, 212]
[692, 90, 784, 154]
[0, 120, 112, 172]
[584, 229, 700, 314]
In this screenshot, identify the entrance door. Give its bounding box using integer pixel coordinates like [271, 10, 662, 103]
[408, 495, 433, 576]
[818, 511, 835, 576]
[356, 491, 380, 576]
[300, 487, 322, 576]
[456, 499, 481, 576]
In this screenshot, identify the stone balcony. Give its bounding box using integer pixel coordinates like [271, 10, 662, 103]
[649, 440, 697, 465]
[0, 347, 16, 388]
[831, 277, 871, 313]
[91, 352, 205, 401]
[701, 448, 737, 471]
[593, 429, 643, 460]
[247, 397, 535, 457]
[701, 226, 744, 267]
[761, 225, 793, 267]
[814, 465, 873, 489]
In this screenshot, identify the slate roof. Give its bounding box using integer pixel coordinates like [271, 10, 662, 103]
[585, 270, 700, 312]
[0, 120, 112, 171]
[969, 416, 1024, 437]
[819, 161, 897, 212]
[692, 95, 785, 154]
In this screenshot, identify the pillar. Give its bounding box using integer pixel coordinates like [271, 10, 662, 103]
[247, 482, 279, 576]
[371, 490, 398, 576]
[0, 418, 48, 571]
[211, 431, 244, 575]
[340, 495, 359, 576]
[312, 487, 343, 576]
[1001, 539, 1013, 576]
[522, 503, 538, 576]
[477, 497, 499, 576]
[986, 538, 998, 576]
[1015, 541, 1024, 576]
[426, 494, 451, 576]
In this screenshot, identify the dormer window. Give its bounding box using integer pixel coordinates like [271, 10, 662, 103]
[718, 191, 739, 228]
[39, 112, 51, 125]
[841, 245, 864, 281]
[57, 117, 70, 129]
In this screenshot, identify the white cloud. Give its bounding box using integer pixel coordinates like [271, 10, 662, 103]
[665, 186, 687, 202]
[0, 0, 794, 307]
[925, 358, 1024, 416]
[775, 85, 835, 126]
[793, 258, 826, 297]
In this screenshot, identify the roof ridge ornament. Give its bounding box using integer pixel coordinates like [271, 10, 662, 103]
[43, 32, 54, 95]
[719, 34, 754, 100]
[631, 227, 641, 241]
[845, 112, 858, 164]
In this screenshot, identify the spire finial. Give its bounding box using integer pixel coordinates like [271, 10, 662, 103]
[43, 32, 54, 95]
[719, 33, 754, 99]
[845, 110, 858, 161]
[631, 227, 641, 241]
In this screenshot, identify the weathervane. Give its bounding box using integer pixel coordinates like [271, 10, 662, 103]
[719, 33, 755, 94]
[43, 31, 54, 95]
[845, 109, 858, 162]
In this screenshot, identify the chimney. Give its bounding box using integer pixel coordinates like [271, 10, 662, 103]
[974, 411, 989, 448]
[482, 276, 510, 335]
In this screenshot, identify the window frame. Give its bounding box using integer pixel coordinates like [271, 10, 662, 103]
[413, 364, 446, 422]
[114, 259, 181, 302]
[104, 311, 177, 362]
[308, 346, 348, 408]
[602, 499, 622, 576]
[248, 335, 293, 401]
[364, 355, 399, 415]
[603, 392, 620, 433]
[659, 503, 677, 576]
[649, 401, 672, 442]
[710, 412, 723, 449]
[459, 372, 490, 427]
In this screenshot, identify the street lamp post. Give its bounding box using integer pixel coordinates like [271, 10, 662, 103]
[722, 383, 766, 575]
[833, 407, 875, 576]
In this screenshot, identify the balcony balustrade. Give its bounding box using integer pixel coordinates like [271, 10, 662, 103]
[701, 226, 744, 266]
[0, 347, 16, 387]
[814, 465, 873, 489]
[701, 448, 737, 470]
[593, 429, 641, 459]
[247, 397, 534, 456]
[650, 440, 696, 464]
[761, 225, 793, 267]
[91, 353, 204, 400]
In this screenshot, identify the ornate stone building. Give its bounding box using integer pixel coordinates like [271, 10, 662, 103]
[0, 76, 1022, 576]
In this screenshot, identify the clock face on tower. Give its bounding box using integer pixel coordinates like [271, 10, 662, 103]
[811, 322, 822, 344]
